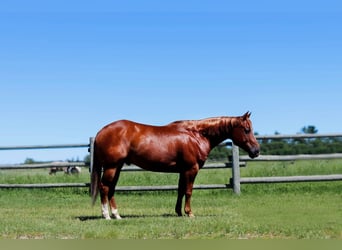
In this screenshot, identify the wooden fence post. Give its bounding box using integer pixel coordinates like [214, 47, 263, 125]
[231, 143, 241, 194]
[89, 137, 95, 174]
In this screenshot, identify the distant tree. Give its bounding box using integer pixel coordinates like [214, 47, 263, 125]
[208, 146, 230, 161]
[24, 158, 35, 164]
[301, 125, 318, 134]
[84, 154, 91, 165]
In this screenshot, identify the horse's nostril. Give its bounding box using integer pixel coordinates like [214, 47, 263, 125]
[249, 147, 260, 158]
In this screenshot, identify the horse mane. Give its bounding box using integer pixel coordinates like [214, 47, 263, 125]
[170, 117, 233, 137]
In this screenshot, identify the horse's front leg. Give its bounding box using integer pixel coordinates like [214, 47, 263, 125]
[175, 173, 186, 216]
[178, 166, 199, 217]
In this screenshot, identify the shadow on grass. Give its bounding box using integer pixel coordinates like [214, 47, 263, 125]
[77, 216, 103, 221]
[76, 213, 178, 221]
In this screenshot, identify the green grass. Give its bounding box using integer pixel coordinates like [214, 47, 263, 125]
[0, 160, 341, 239]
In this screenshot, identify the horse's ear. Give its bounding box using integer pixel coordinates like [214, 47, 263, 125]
[242, 111, 251, 120]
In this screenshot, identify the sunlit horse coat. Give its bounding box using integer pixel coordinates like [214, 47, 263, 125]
[91, 112, 259, 219]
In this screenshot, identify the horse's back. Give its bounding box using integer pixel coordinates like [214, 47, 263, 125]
[95, 119, 172, 154]
[94, 119, 201, 171]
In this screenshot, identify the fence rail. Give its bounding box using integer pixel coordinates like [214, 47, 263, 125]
[230, 133, 342, 194]
[0, 143, 89, 151]
[0, 134, 342, 192]
[0, 183, 231, 190]
[0, 161, 238, 171]
[239, 174, 342, 184]
[240, 153, 342, 162]
[0, 183, 90, 189]
[0, 161, 86, 170]
[255, 133, 342, 140]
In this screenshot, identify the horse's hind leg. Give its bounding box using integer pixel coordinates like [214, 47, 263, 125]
[100, 167, 121, 220]
[108, 166, 123, 219]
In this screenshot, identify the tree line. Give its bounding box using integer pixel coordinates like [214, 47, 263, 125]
[208, 125, 342, 161]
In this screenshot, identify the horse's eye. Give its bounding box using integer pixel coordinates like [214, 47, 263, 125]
[244, 128, 251, 134]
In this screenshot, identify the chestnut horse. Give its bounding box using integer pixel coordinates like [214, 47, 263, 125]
[91, 112, 259, 219]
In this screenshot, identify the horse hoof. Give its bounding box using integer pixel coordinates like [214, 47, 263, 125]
[113, 215, 122, 220]
[103, 215, 111, 220]
[187, 213, 195, 218]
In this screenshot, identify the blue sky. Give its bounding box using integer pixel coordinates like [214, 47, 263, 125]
[0, 1, 341, 163]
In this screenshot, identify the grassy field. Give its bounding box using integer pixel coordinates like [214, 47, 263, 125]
[0, 160, 341, 239]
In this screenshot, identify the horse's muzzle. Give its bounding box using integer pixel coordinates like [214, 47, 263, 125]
[248, 146, 260, 159]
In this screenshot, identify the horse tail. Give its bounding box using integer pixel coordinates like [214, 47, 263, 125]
[90, 141, 101, 206]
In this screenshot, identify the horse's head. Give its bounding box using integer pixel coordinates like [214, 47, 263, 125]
[230, 112, 260, 158]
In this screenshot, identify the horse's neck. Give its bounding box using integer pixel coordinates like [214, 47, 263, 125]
[191, 117, 234, 148]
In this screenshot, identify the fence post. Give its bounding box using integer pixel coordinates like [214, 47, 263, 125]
[89, 137, 95, 174]
[231, 143, 241, 194]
